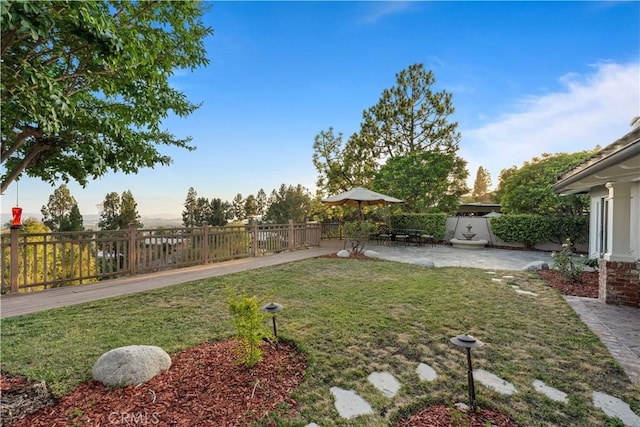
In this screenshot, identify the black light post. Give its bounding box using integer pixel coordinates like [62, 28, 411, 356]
[450, 334, 485, 411]
[261, 302, 284, 338]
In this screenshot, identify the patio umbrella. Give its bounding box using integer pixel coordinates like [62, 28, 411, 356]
[321, 187, 403, 220]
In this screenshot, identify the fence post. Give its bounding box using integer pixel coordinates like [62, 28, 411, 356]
[128, 223, 137, 277]
[10, 227, 19, 293]
[202, 222, 209, 265]
[289, 219, 295, 250]
[252, 222, 259, 257]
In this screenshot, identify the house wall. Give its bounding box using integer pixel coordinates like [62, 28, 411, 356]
[632, 182, 640, 261]
[589, 182, 640, 261]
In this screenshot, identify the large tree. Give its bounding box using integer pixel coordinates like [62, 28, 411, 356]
[255, 188, 268, 217]
[313, 64, 465, 210]
[312, 128, 374, 194]
[182, 187, 198, 228]
[499, 151, 597, 216]
[0, 1, 212, 193]
[373, 151, 468, 213]
[231, 193, 245, 221]
[471, 166, 492, 203]
[97, 192, 121, 230]
[208, 198, 228, 226]
[358, 63, 460, 160]
[97, 190, 142, 230]
[120, 190, 143, 229]
[41, 184, 83, 231]
[264, 184, 313, 224]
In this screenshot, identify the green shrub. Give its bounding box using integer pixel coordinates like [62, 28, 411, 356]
[551, 238, 587, 283]
[226, 286, 274, 368]
[343, 220, 377, 254]
[389, 213, 447, 238]
[489, 214, 552, 248]
[490, 215, 589, 249]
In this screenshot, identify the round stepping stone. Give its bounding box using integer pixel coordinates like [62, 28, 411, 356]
[330, 386, 374, 419]
[305, 423, 321, 427]
[593, 391, 640, 426]
[368, 371, 401, 397]
[416, 363, 438, 382]
[516, 289, 538, 296]
[533, 379, 567, 403]
[474, 369, 517, 395]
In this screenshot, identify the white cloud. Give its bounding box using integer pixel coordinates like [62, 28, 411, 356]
[461, 62, 640, 189]
[358, 1, 413, 25]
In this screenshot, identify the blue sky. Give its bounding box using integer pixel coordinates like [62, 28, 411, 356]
[3, 1, 639, 218]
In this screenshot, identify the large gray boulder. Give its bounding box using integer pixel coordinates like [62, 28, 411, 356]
[336, 249, 351, 258]
[92, 345, 171, 387]
[363, 249, 380, 259]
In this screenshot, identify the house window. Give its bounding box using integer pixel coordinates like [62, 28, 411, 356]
[597, 197, 608, 256]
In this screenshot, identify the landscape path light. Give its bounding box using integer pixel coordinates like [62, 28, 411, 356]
[261, 302, 284, 339]
[450, 333, 485, 412]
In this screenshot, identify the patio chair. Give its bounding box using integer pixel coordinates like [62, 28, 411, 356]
[420, 233, 436, 247]
[377, 224, 392, 245]
[394, 229, 409, 246]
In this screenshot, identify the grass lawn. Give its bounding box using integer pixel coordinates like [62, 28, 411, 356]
[1, 258, 638, 426]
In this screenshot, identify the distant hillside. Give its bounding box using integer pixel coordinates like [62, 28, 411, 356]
[1, 213, 183, 229]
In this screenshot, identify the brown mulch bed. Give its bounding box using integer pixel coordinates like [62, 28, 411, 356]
[1, 268, 599, 426]
[537, 270, 599, 298]
[2, 340, 305, 427]
[398, 404, 517, 426]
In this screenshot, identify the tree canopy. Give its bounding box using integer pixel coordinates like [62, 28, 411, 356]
[265, 184, 312, 224]
[41, 184, 84, 231]
[0, 0, 213, 193]
[98, 190, 142, 230]
[313, 63, 467, 212]
[471, 166, 492, 203]
[498, 151, 597, 216]
[373, 151, 467, 213]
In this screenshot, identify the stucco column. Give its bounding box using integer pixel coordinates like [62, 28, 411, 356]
[603, 182, 635, 262]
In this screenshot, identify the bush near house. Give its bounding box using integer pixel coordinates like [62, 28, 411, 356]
[490, 215, 588, 249]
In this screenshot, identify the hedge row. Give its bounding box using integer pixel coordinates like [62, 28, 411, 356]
[389, 213, 448, 239]
[489, 214, 588, 248]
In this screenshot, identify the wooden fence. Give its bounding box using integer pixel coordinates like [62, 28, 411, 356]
[1, 221, 321, 293]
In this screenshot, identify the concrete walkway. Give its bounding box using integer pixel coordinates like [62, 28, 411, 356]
[0, 246, 338, 319]
[1, 241, 637, 387]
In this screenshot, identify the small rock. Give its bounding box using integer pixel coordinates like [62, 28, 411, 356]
[523, 261, 549, 271]
[455, 402, 470, 411]
[92, 345, 171, 387]
[412, 258, 435, 268]
[363, 249, 380, 258]
[336, 250, 351, 258]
